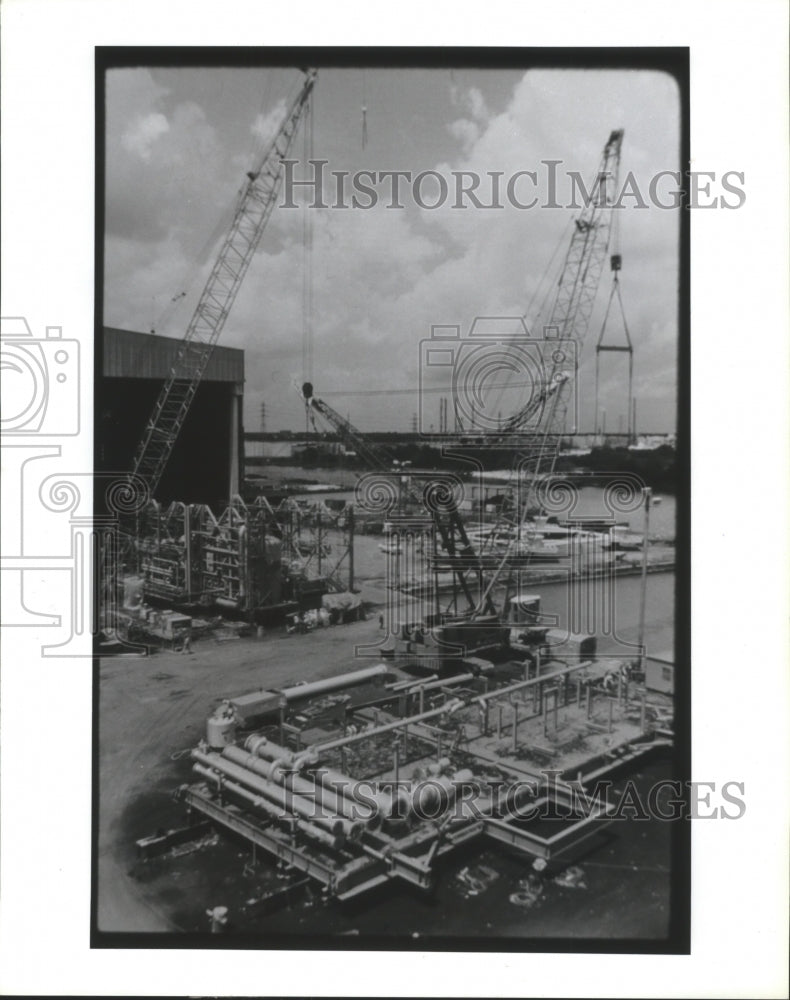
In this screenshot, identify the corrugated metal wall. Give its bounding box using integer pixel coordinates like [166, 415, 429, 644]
[103, 327, 244, 384]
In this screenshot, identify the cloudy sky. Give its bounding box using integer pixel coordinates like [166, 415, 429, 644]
[104, 64, 680, 434]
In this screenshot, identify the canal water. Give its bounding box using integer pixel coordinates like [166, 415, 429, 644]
[268, 465, 677, 541]
[536, 570, 675, 660]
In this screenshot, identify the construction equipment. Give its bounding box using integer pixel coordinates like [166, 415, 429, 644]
[297, 130, 625, 655]
[131, 69, 317, 497]
[118, 492, 355, 622]
[474, 129, 625, 612]
[302, 382, 496, 621]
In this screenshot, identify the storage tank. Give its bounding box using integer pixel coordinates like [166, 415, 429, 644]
[206, 701, 238, 749]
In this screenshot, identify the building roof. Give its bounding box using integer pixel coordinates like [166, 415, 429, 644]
[103, 327, 244, 384]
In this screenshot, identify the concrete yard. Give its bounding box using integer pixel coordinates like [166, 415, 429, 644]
[98, 615, 388, 931]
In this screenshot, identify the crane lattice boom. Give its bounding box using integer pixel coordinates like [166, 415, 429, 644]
[302, 384, 495, 615]
[474, 129, 624, 612]
[492, 129, 624, 445]
[132, 70, 317, 495]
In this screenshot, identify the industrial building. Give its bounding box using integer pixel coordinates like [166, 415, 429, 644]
[98, 326, 244, 506]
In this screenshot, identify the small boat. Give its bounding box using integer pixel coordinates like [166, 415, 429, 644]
[602, 525, 643, 551]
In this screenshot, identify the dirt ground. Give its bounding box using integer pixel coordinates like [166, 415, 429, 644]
[97, 612, 392, 932]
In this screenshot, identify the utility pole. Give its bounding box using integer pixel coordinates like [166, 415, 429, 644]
[260, 401, 266, 432]
[636, 487, 652, 670]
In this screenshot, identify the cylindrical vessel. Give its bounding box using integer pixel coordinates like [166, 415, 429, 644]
[222, 745, 378, 829]
[192, 763, 341, 850]
[280, 664, 388, 704]
[206, 703, 237, 749]
[409, 768, 475, 815]
[310, 763, 402, 819]
[192, 748, 361, 842]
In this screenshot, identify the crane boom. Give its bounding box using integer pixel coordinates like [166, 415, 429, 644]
[132, 69, 317, 495]
[302, 383, 495, 614]
[473, 129, 624, 613]
[488, 372, 569, 440]
[517, 128, 623, 471]
[490, 129, 624, 443]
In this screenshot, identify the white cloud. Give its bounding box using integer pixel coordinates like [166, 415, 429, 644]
[250, 99, 287, 146]
[121, 111, 169, 161]
[465, 86, 489, 121]
[448, 117, 480, 152]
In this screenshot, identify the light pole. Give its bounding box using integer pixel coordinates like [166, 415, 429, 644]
[636, 486, 652, 670]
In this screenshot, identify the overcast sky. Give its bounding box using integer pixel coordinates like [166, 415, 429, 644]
[104, 65, 680, 435]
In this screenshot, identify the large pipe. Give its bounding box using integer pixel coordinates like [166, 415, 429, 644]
[222, 745, 379, 829]
[192, 763, 341, 850]
[418, 672, 474, 693]
[191, 748, 362, 843]
[408, 768, 475, 815]
[279, 664, 388, 703]
[309, 763, 402, 819]
[215, 597, 240, 610]
[387, 674, 439, 693]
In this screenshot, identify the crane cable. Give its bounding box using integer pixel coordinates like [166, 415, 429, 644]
[302, 92, 315, 394]
[361, 69, 368, 149]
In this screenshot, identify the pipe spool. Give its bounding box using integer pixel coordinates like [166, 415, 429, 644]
[222, 745, 380, 830]
[244, 734, 318, 770]
[191, 749, 362, 843]
[192, 763, 341, 850]
[294, 696, 466, 763]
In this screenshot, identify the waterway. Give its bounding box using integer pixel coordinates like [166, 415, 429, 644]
[266, 465, 677, 541]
